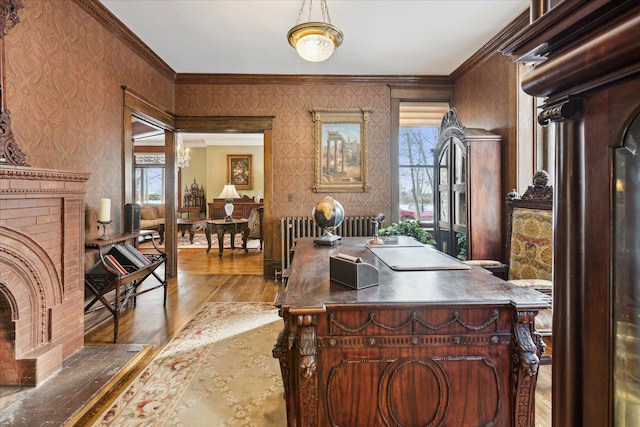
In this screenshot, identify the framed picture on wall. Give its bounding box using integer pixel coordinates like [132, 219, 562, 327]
[227, 154, 252, 190]
[311, 108, 372, 192]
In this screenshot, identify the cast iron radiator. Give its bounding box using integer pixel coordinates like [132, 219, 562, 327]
[279, 215, 377, 272]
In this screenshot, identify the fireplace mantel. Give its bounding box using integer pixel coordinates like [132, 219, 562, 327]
[0, 165, 90, 386]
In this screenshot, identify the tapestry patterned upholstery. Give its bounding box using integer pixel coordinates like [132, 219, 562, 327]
[508, 208, 553, 283]
[247, 207, 263, 251]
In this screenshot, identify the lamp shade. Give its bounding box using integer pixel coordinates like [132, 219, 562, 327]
[218, 184, 240, 221]
[287, 22, 343, 63]
[218, 184, 240, 200]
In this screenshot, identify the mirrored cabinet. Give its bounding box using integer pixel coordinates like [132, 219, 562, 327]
[433, 108, 502, 261]
[613, 109, 640, 426]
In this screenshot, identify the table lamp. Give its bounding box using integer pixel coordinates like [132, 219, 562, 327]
[218, 184, 240, 221]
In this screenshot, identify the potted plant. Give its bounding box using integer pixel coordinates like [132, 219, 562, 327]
[378, 220, 435, 245]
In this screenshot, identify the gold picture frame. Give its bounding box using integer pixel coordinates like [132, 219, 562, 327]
[227, 154, 252, 190]
[312, 108, 372, 192]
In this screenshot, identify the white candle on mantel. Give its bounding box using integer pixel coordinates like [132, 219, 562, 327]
[98, 198, 111, 222]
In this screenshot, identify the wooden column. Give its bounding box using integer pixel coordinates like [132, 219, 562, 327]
[540, 98, 585, 427]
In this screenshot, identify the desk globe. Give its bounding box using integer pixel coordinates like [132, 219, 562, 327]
[312, 196, 345, 245]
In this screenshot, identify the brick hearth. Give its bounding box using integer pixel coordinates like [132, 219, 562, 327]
[0, 165, 89, 386]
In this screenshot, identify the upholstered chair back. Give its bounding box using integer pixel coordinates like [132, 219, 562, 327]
[508, 207, 553, 281]
[504, 171, 554, 294]
[247, 206, 264, 250]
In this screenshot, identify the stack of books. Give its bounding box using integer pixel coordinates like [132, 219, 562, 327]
[106, 244, 152, 275]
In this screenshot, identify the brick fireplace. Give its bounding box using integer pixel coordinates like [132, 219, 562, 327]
[0, 165, 89, 386]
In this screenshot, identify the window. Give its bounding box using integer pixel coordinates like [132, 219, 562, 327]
[134, 153, 165, 203]
[398, 102, 450, 224]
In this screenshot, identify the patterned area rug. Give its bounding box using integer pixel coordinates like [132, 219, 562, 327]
[94, 302, 285, 426]
[142, 233, 261, 250]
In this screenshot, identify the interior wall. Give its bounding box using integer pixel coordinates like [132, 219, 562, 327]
[453, 52, 520, 199]
[175, 83, 393, 264]
[6, 0, 174, 238]
[206, 145, 265, 203]
[452, 52, 520, 261]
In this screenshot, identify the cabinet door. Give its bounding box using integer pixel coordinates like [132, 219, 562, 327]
[613, 112, 640, 426]
[435, 136, 467, 258]
[436, 142, 451, 253]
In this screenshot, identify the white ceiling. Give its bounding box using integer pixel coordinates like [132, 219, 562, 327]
[100, 0, 529, 76]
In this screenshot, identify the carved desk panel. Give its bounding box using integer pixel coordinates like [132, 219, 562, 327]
[273, 237, 550, 426]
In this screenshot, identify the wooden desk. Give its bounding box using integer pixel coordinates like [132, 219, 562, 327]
[204, 219, 249, 257]
[273, 237, 550, 426]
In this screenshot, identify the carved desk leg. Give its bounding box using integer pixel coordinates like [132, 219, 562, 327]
[273, 310, 295, 427]
[297, 314, 318, 427]
[513, 310, 543, 427]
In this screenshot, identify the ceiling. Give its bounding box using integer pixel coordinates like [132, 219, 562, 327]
[100, 0, 529, 76]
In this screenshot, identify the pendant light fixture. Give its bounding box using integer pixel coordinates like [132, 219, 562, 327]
[176, 133, 190, 169]
[287, 0, 343, 63]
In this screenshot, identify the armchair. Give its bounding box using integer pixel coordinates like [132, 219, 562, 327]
[247, 206, 264, 251]
[466, 171, 553, 357]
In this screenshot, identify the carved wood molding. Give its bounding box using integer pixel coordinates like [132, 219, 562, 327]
[504, 2, 640, 100]
[0, 166, 91, 182]
[329, 309, 500, 335]
[297, 314, 318, 426]
[538, 97, 584, 126]
[0, 0, 27, 166]
[0, 0, 21, 37]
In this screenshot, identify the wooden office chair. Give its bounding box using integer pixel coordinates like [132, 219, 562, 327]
[466, 171, 553, 360]
[247, 206, 264, 251]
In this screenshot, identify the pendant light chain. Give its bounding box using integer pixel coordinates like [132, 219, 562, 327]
[295, 0, 332, 26]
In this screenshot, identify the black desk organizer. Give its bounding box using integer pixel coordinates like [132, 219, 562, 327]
[84, 230, 167, 342]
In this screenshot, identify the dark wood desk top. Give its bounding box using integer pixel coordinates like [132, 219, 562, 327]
[283, 237, 551, 313]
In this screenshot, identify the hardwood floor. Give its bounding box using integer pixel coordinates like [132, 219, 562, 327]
[84, 246, 282, 350]
[2, 241, 551, 426]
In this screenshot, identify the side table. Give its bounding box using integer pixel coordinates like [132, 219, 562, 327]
[204, 219, 249, 257]
[177, 218, 206, 243]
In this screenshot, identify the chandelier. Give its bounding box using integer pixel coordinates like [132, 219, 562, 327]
[287, 0, 343, 63]
[176, 133, 190, 168]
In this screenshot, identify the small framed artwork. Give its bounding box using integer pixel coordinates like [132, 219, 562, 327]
[311, 108, 372, 192]
[227, 154, 252, 190]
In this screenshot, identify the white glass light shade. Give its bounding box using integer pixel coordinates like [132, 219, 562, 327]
[287, 22, 343, 63]
[296, 33, 335, 62]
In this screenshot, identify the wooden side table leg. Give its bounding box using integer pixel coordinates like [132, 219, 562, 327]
[205, 224, 212, 253]
[217, 231, 224, 257]
[242, 224, 249, 253]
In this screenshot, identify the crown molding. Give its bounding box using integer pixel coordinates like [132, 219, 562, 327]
[72, 0, 175, 81]
[174, 73, 453, 86]
[451, 10, 530, 81]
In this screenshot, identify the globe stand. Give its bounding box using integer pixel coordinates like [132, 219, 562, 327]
[314, 232, 342, 246]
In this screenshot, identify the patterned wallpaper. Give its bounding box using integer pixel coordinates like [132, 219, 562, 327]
[176, 83, 392, 221]
[5, 0, 173, 237]
[6, 0, 393, 240]
[1, 0, 520, 270]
